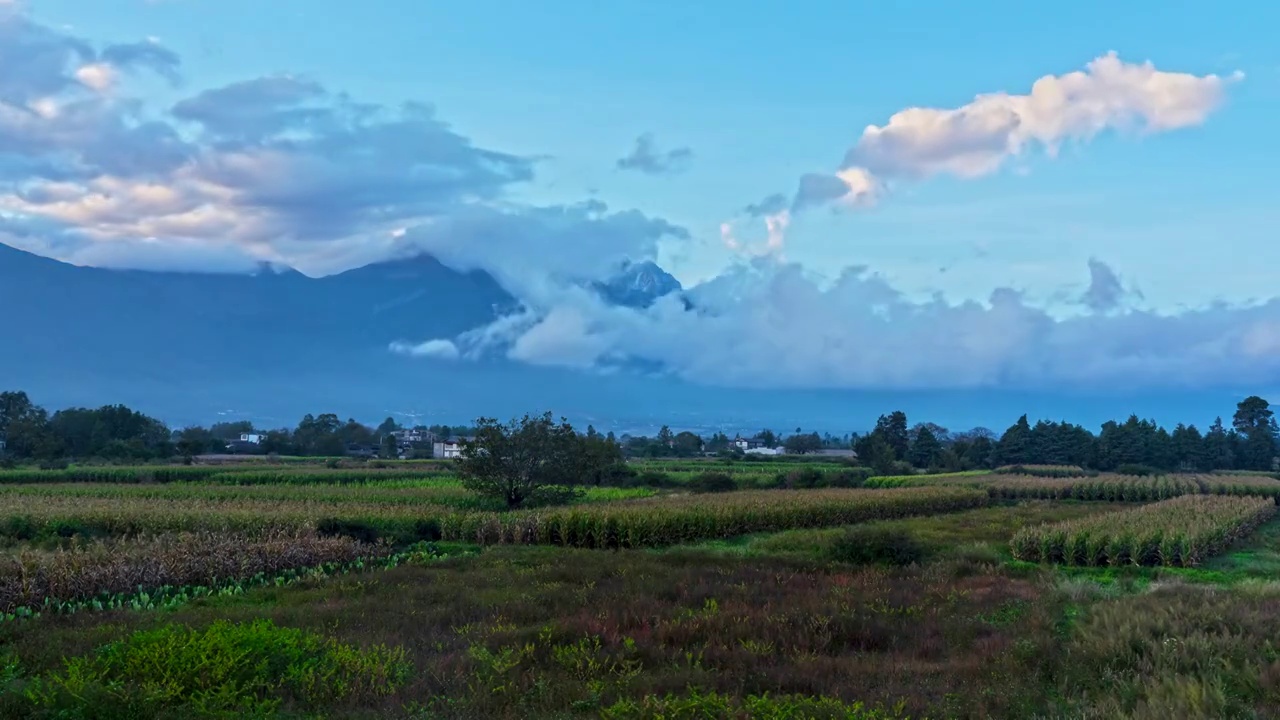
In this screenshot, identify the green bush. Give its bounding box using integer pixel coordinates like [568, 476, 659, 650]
[601, 689, 908, 719]
[827, 526, 925, 566]
[636, 470, 676, 488]
[782, 468, 826, 489]
[1115, 463, 1158, 477]
[315, 517, 381, 544]
[827, 468, 872, 488]
[16, 619, 411, 718]
[688, 472, 737, 493]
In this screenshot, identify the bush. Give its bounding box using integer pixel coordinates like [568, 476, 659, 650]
[19, 619, 411, 718]
[827, 526, 925, 566]
[688, 472, 737, 493]
[782, 468, 826, 489]
[1115, 463, 1158, 477]
[635, 470, 676, 488]
[316, 517, 381, 544]
[828, 468, 872, 488]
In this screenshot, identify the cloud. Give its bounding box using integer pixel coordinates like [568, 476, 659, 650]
[616, 133, 693, 175]
[794, 52, 1239, 212]
[388, 339, 460, 360]
[1080, 257, 1142, 313]
[742, 193, 787, 218]
[396, 259, 1280, 391]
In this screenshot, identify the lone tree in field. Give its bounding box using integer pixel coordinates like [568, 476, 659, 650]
[457, 413, 623, 509]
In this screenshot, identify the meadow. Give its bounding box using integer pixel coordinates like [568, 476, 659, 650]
[1, 460, 1279, 718]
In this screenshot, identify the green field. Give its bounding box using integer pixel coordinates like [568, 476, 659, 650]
[1, 460, 1278, 718]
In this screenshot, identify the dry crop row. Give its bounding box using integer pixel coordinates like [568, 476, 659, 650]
[1010, 494, 1275, 567]
[0, 530, 391, 612]
[439, 487, 989, 548]
[0, 494, 456, 540]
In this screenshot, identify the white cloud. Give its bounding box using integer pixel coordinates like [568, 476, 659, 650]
[74, 63, 116, 91]
[792, 52, 1239, 211]
[397, 259, 1280, 391]
[388, 339, 460, 360]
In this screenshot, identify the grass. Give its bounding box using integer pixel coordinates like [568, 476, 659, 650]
[0, 547, 1059, 719]
[684, 500, 1123, 563]
[5, 466, 1280, 718]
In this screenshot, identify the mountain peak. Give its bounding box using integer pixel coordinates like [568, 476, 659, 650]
[593, 259, 683, 308]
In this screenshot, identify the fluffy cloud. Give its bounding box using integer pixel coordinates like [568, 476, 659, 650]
[395, 258, 1280, 390]
[616, 133, 693, 175]
[791, 52, 1239, 211]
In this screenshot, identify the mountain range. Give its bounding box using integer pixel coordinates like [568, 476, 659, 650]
[0, 242, 1255, 433]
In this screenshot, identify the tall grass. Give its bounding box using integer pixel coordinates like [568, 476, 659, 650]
[1010, 494, 1275, 567]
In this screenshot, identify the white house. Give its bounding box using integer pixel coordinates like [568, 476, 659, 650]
[745, 446, 783, 456]
[239, 433, 266, 444]
[432, 438, 470, 459]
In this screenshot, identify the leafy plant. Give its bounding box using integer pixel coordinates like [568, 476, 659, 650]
[17, 619, 411, 718]
[827, 526, 926, 566]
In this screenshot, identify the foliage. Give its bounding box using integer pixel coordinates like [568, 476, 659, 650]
[827, 527, 926, 566]
[1058, 584, 1280, 718]
[12, 619, 411, 718]
[1115, 463, 1158, 476]
[687, 472, 737, 493]
[458, 413, 625, 508]
[601, 690, 912, 719]
[1010, 495, 1276, 566]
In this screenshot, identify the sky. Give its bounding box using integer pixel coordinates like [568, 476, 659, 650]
[4, 0, 1280, 395]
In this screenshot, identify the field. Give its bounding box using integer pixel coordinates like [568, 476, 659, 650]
[2, 460, 1280, 718]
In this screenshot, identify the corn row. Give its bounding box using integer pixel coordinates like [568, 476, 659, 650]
[1010, 495, 1275, 567]
[441, 487, 989, 548]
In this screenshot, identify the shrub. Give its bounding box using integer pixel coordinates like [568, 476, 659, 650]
[636, 470, 676, 488]
[688, 472, 737, 493]
[1115, 463, 1158, 477]
[782, 468, 826, 489]
[828, 468, 872, 488]
[601, 689, 909, 719]
[315, 517, 381, 544]
[19, 619, 411, 717]
[827, 526, 925, 566]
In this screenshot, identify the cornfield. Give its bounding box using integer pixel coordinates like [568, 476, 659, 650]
[0, 529, 391, 612]
[1009, 495, 1275, 567]
[987, 474, 1280, 501]
[440, 487, 989, 548]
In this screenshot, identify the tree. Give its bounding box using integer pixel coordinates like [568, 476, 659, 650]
[757, 429, 778, 447]
[1232, 396, 1276, 471]
[175, 426, 217, 457]
[673, 431, 704, 457]
[1233, 396, 1274, 434]
[657, 426, 675, 449]
[993, 415, 1033, 466]
[872, 412, 910, 460]
[375, 417, 400, 436]
[783, 432, 822, 455]
[458, 413, 613, 509]
[909, 426, 942, 468]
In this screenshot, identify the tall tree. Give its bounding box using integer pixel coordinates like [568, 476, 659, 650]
[873, 411, 910, 460]
[909, 425, 942, 468]
[993, 415, 1033, 465]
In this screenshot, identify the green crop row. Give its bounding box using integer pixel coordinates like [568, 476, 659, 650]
[439, 487, 990, 548]
[987, 474, 1280, 501]
[1010, 494, 1276, 567]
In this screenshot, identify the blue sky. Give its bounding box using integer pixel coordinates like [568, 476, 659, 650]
[5, 0, 1280, 392]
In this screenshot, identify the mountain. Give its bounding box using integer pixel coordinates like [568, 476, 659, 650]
[591, 260, 683, 308]
[0, 243, 1253, 432]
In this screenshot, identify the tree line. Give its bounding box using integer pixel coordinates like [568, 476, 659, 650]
[851, 396, 1279, 475]
[1, 388, 1276, 475]
[0, 391, 474, 463]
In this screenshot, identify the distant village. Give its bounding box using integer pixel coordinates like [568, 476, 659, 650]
[226, 430, 856, 461]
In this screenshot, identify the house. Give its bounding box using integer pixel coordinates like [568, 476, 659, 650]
[432, 437, 474, 459]
[390, 428, 433, 448]
[239, 433, 266, 445]
[732, 435, 769, 451]
[745, 446, 783, 456]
